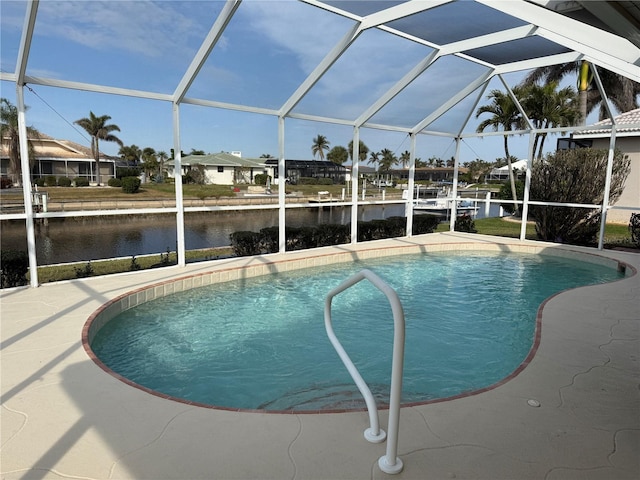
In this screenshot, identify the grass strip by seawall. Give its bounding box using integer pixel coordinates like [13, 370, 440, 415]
[28, 218, 636, 285]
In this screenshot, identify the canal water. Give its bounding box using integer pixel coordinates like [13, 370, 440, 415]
[0, 204, 500, 265]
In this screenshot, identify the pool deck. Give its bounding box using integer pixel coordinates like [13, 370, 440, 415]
[1, 232, 639, 480]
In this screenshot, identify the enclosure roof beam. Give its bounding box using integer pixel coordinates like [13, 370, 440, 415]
[15, 0, 38, 87]
[411, 70, 494, 135]
[477, 0, 640, 79]
[173, 0, 242, 104]
[355, 50, 442, 127]
[22, 76, 173, 102]
[494, 51, 584, 75]
[358, 0, 454, 30]
[577, 0, 640, 49]
[355, 24, 536, 128]
[278, 23, 361, 117]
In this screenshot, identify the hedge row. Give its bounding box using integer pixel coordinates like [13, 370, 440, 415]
[229, 215, 440, 256]
[33, 176, 75, 187]
[1, 250, 28, 288]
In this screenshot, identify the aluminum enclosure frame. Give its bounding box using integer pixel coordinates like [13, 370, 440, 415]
[2, 0, 639, 287]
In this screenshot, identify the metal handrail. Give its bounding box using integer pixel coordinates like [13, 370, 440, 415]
[324, 269, 405, 475]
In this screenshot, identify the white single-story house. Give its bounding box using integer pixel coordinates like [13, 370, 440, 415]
[165, 152, 268, 185]
[1, 134, 117, 185]
[486, 159, 528, 182]
[563, 109, 640, 224]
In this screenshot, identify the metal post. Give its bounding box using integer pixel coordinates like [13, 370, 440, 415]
[16, 85, 38, 287]
[350, 127, 360, 244]
[278, 117, 286, 253]
[172, 103, 186, 267]
[449, 137, 461, 232]
[405, 133, 416, 237]
[520, 131, 536, 241]
[598, 126, 617, 250]
[484, 191, 491, 218]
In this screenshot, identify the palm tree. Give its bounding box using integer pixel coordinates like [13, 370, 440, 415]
[157, 150, 168, 180]
[347, 139, 369, 163]
[327, 145, 349, 165]
[378, 148, 398, 172]
[119, 144, 141, 165]
[400, 150, 411, 168]
[475, 88, 523, 215]
[311, 134, 330, 161]
[520, 82, 579, 159]
[0, 98, 40, 186]
[368, 151, 380, 169]
[74, 111, 123, 186]
[521, 62, 639, 124]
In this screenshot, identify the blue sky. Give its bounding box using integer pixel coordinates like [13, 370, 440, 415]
[0, 0, 601, 164]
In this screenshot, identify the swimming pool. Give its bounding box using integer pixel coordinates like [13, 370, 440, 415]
[88, 250, 624, 412]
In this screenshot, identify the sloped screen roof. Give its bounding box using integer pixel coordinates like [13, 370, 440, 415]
[1, 0, 639, 153]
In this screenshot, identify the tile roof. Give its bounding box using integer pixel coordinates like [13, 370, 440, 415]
[1, 134, 116, 160]
[574, 108, 640, 137]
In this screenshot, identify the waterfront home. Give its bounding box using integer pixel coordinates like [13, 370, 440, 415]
[165, 152, 268, 185]
[560, 109, 640, 223]
[1, 133, 117, 185]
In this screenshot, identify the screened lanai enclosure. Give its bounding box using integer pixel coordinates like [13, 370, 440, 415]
[1, 0, 639, 287]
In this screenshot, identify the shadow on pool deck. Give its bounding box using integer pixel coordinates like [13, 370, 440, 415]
[1, 233, 639, 479]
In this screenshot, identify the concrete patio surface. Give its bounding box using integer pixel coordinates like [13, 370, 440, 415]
[1, 233, 639, 480]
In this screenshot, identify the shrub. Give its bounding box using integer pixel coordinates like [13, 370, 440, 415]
[116, 167, 141, 179]
[317, 177, 334, 185]
[529, 148, 630, 245]
[183, 164, 206, 185]
[312, 223, 349, 246]
[497, 180, 524, 215]
[299, 177, 318, 185]
[121, 176, 141, 193]
[630, 213, 640, 248]
[230, 215, 441, 257]
[229, 231, 262, 256]
[413, 214, 441, 234]
[108, 177, 122, 187]
[34, 177, 46, 187]
[1, 249, 28, 288]
[259, 226, 279, 253]
[130, 256, 141, 271]
[254, 173, 270, 186]
[357, 219, 388, 241]
[74, 262, 94, 278]
[57, 176, 72, 187]
[74, 177, 90, 187]
[44, 175, 57, 187]
[455, 214, 478, 233]
[1, 177, 12, 189]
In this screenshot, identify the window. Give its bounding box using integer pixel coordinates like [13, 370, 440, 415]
[79, 162, 92, 178]
[557, 138, 593, 150]
[218, 166, 224, 173]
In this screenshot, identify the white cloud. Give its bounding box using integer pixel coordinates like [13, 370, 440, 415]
[36, 1, 211, 59]
[239, 0, 349, 74]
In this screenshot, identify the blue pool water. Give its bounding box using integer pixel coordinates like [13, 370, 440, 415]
[91, 252, 623, 411]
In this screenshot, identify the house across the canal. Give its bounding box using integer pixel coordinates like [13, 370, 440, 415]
[263, 158, 348, 185]
[165, 152, 268, 185]
[1, 133, 117, 185]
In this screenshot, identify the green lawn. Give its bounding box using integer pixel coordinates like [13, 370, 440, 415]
[438, 217, 634, 248]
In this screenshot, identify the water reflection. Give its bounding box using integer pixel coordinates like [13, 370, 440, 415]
[0, 204, 498, 265]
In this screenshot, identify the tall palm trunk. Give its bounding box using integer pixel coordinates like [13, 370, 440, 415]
[92, 137, 101, 186]
[578, 61, 590, 125]
[504, 136, 519, 216]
